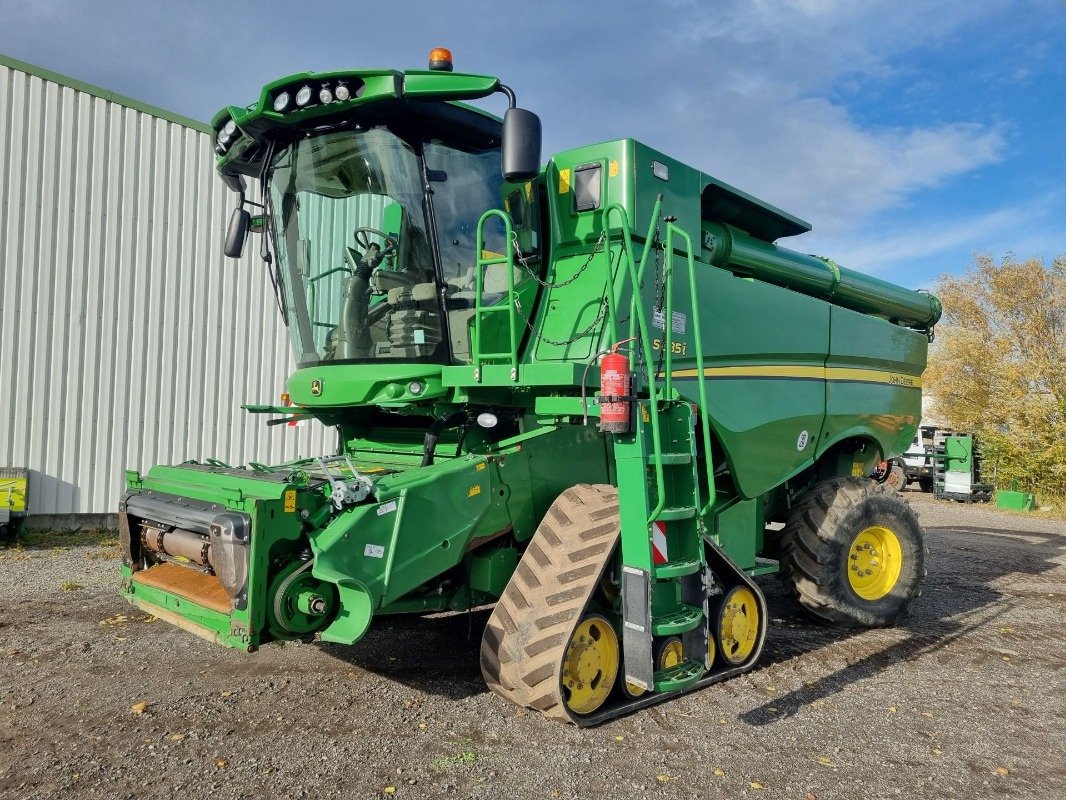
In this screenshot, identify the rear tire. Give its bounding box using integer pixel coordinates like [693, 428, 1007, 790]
[779, 478, 925, 627]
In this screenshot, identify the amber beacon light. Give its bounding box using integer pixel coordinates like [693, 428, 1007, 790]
[428, 48, 454, 71]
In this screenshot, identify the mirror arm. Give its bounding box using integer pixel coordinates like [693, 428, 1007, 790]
[497, 84, 517, 109]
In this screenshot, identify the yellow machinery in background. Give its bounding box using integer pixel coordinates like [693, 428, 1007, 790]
[0, 467, 28, 541]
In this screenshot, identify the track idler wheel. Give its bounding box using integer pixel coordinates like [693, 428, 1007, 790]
[621, 636, 685, 699]
[714, 586, 761, 666]
[560, 614, 619, 715]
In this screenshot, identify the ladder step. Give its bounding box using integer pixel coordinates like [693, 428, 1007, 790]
[652, 558, 702, 579]
[478, 256, 510, 266]
[656, 506, 696, 522]
[651, 604, 704, 636]
[648, 452, 692, 466]
[653, 659, 705, 693]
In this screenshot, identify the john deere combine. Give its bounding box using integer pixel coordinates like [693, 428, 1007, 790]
[119, 51, 939, 724]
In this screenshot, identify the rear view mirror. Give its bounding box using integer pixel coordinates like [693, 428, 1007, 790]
[222, 173, 247, 194]
[224, 207, 251, 259]
[502, 107, 542, 182]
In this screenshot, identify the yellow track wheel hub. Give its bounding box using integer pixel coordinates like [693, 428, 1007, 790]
[622, 636, 684, 697]
[562, 614, 619, 715]
[718, 586, 760, 665]
[659, 638, 684, 669]
[847, 525, 903, 600]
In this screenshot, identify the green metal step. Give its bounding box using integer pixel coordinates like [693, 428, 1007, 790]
[656, 506, 696, 522]
[746, 557, 780, 577]
[651, 604, 704, 636]
[652, 558, 702, 579]
[653, 659, 705, 693]
[648, 452, 692, 466]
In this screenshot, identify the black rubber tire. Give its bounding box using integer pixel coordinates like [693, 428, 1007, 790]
[918, 478, 935, 493]
[884, 464, 907, 493]
[779, 478, 926, 627]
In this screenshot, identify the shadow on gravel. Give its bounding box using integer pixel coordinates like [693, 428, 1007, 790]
[319, 608, 493, 700]
[742, 522, 1065, 726]
[314, 521, 1065, 711]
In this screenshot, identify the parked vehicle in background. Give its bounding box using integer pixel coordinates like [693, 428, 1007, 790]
[901, 424, 941, 492]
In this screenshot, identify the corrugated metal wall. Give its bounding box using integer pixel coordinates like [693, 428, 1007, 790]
[0, 58, 335, 515]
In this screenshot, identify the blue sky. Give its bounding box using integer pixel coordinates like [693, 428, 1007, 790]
[2, 0, 1063, 288]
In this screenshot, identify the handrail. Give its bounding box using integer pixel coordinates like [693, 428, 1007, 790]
[469, 199, 715, 527]
[602, 201, 668, 523]
[666, 223, 716, 516]
[473, 209, 519, 382]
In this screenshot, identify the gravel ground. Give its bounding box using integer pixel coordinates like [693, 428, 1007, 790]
[1, 493, 1063, 800]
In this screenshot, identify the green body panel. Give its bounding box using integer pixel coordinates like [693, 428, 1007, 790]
[120, 65, 938, 679]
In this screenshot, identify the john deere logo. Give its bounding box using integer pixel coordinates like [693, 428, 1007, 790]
[310, 379, 323, 396]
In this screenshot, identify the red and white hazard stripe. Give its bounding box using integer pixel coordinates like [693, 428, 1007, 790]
[650, 520, 668, 564]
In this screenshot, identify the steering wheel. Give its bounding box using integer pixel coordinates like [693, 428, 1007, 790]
[353, 227, 397, 256]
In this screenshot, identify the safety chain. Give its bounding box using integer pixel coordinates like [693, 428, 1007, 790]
[637, 218, 667, 384]
[511, 230, 607, 289]
[512, 295, 610, 348]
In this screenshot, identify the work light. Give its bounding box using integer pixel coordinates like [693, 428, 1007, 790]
[295, 84, 313, 107]
[318, 85, 333, 104]
[335, 82, 350, 101]
[273, 91, 290, 112]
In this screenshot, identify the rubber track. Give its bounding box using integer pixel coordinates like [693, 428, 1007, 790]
[480, 483, 620, 724]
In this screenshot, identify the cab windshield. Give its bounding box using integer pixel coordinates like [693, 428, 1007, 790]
[267, 125, 512, 368]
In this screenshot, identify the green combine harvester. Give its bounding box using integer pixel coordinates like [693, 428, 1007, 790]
[119, 50, 940, 724]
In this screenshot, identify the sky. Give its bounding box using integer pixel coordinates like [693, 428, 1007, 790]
[2, 0, 1064, 288]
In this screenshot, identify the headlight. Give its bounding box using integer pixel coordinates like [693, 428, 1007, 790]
[318, 85, 333, 104]
[273, 91, 290, 112]
[295, 84, 313, 107]
[335, 82, 350, 101]
[223, 119, 237, 137]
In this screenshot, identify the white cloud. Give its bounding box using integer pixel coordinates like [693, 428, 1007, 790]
[543, 0, 1012, 234]
[796, 189, 1066, 279]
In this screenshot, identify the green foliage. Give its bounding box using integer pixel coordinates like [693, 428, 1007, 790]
[925, 254, 1066, 499]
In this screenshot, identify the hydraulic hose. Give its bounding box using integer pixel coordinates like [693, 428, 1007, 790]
[421, 411, 468, 467]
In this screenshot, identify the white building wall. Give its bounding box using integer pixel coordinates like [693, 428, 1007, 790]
[0, 55, 335, 515]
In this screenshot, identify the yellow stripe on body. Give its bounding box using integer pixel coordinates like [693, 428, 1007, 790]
[665, 365, 921, 389]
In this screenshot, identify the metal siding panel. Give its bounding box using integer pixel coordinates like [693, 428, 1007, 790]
[0, 62, 334, 514]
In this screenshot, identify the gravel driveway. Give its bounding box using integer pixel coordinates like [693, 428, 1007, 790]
[1, 494, 1063, 800]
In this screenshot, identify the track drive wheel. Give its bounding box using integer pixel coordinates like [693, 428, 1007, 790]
[779, 478, 926, 627]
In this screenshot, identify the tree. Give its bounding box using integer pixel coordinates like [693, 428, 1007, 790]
[924, 254, 1066, 498]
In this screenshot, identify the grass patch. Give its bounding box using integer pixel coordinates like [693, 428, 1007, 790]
[18, 527, 119, 549]
[432, 751, 479, 770]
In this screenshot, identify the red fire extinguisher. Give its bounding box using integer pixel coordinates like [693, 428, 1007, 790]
[600, 341, 633, 433]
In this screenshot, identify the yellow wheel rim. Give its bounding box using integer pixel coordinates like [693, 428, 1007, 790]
[562, 615, 619, 715]
[622, 637, 684, 698]
[659, 638, 683, 669]
[707, 631, 716, 668]
[718, 587, 760, 665]
[847, 525, 903, 600]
